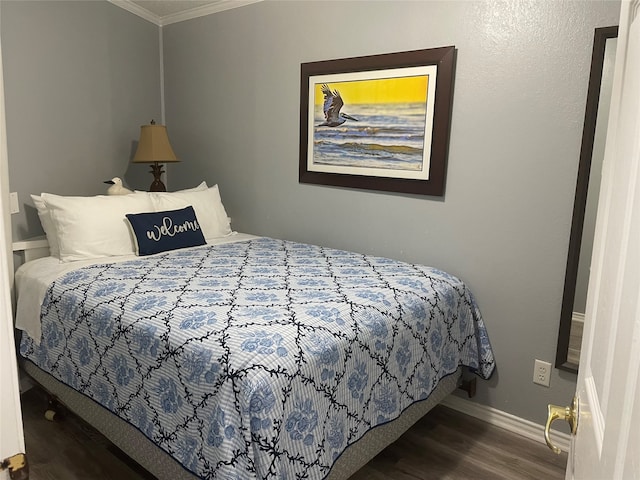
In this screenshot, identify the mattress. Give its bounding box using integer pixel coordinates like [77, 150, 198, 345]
[17, 236, 495, 479]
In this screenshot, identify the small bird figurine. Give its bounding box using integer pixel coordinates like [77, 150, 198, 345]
[104, 177, 133, 195]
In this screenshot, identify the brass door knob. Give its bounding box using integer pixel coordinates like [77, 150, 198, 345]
[545, 396, 578, 454]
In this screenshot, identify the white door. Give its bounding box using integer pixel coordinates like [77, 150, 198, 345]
[0, 16, 27, 480]
[559, 1, 640, 478]
[0, 216, 25, 480]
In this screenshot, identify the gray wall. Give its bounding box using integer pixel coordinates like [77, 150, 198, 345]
[1, 0, 162, 241]
[162, 0, 620, 424]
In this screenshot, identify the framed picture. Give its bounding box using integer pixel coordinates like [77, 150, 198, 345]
[299, 47, 456, 197]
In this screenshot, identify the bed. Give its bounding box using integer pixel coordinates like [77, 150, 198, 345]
[13, 183, 495, 480]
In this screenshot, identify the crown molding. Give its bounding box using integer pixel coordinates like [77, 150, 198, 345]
[160, 0, 263, 26]
[108, 1, 161, 25]
[108, 0, 263, 26]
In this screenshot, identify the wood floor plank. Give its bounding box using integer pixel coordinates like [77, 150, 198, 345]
[416, 407, 567, 478]
[21, 386, 566, 479]
[350, 403, 566, 480]
[21, 387, 153, 480]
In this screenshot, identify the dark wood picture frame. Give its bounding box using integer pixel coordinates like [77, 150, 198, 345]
[299, 47, 456, 196]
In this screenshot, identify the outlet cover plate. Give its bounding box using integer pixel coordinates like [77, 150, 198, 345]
[533, 359, 551, 387]
[9, 192, 19, 214]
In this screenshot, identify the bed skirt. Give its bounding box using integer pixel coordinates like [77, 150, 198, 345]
[21, 360, 461, 480]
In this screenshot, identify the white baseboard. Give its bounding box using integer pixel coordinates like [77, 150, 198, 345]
[441, 394, 571, 453]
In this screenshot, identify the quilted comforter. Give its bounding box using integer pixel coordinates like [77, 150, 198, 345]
[20, 237, 495, 479]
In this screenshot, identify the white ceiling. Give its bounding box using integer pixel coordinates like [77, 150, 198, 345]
[130, 1, 219, 17]
[112, 0, 262, 25]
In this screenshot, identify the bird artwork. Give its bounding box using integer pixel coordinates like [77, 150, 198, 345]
[104, 177, 133, 195]
[319, 84, 358, 127]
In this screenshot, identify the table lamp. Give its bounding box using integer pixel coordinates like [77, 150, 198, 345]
[132, 120, 179, 192]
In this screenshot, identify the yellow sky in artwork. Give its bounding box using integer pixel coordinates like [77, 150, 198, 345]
[314, 76, 428, 105]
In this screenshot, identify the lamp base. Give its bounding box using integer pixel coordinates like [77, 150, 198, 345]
[149, 162, 166, 192]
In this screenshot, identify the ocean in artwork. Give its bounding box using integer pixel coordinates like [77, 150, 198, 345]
[312, 102, 428, 171]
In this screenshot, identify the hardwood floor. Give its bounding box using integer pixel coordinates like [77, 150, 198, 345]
[350, 405, 567, 480]
[21, 387, 153, 480]
[21, 387, 567, 480]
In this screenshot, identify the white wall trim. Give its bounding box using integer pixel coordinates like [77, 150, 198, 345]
[108, 0, 161, 25]
[160, 0, 263, 26]
[159, 27, 165, 124]
[442, 395, 572, 453]
[109, 0, 263, 26]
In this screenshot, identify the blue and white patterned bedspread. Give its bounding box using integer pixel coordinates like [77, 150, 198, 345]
[20, 237, 495, 479]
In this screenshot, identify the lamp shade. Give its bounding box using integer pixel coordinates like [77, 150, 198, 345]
[132, 122, 179, 163]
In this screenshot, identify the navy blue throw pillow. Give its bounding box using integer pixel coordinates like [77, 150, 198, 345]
[126, 206, 206, 256]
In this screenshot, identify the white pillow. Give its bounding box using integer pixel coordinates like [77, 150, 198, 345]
[134, 181, 208, 194]
[176, 181, 208, 192]
[41, 192, 155, 262]
[149, 185, 232, 241]
[31, 194, 60, 258]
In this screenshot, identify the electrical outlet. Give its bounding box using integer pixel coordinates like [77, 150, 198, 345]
[533, 359, 551, 387]
[10, 192, 19, 214]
